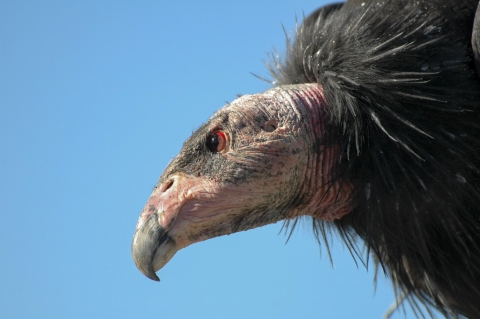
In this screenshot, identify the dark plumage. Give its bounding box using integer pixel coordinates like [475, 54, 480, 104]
[271, 0, 480, 316]
[133, 1, 480, 318]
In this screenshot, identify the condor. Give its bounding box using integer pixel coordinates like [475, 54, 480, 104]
[133, 1, 480, 317]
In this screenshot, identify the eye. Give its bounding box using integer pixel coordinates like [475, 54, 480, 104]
[206, 131, 227, 153]
[263, 119, 277, 132]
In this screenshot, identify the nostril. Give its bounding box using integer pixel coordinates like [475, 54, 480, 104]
[161, 179, 174, 192]
[263, 119, 278, 132]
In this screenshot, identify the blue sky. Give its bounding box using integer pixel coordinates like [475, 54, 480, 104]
[1, 1, 437, 318]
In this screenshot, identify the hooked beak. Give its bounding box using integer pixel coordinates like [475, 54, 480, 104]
[131, 212, 177, 281]
[131, 174, 226, 281]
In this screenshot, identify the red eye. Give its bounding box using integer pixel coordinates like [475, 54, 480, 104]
[206, 131, 227, 153]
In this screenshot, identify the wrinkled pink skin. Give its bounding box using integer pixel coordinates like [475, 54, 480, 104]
[134, 84, 352, 275]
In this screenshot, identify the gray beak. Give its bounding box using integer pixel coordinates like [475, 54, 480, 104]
[131, 212, 164, 281]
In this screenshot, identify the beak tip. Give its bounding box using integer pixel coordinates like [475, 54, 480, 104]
[133, 259, 161, 282]
[132, 251, 162, 282]
[145, 272, 161, 282]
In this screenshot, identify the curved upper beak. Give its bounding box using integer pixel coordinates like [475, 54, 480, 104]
[131, 212, 164, 281]
[132, 176, 185, 281]
[131, 209, 179, 282]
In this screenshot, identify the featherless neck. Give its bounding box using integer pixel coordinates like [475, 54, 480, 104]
[273, 84, 353, 221]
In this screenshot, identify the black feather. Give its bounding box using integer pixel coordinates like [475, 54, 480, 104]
[269, 1, 480, 317]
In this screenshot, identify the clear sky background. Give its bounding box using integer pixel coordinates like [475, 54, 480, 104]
[1, 1, 440, 318]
